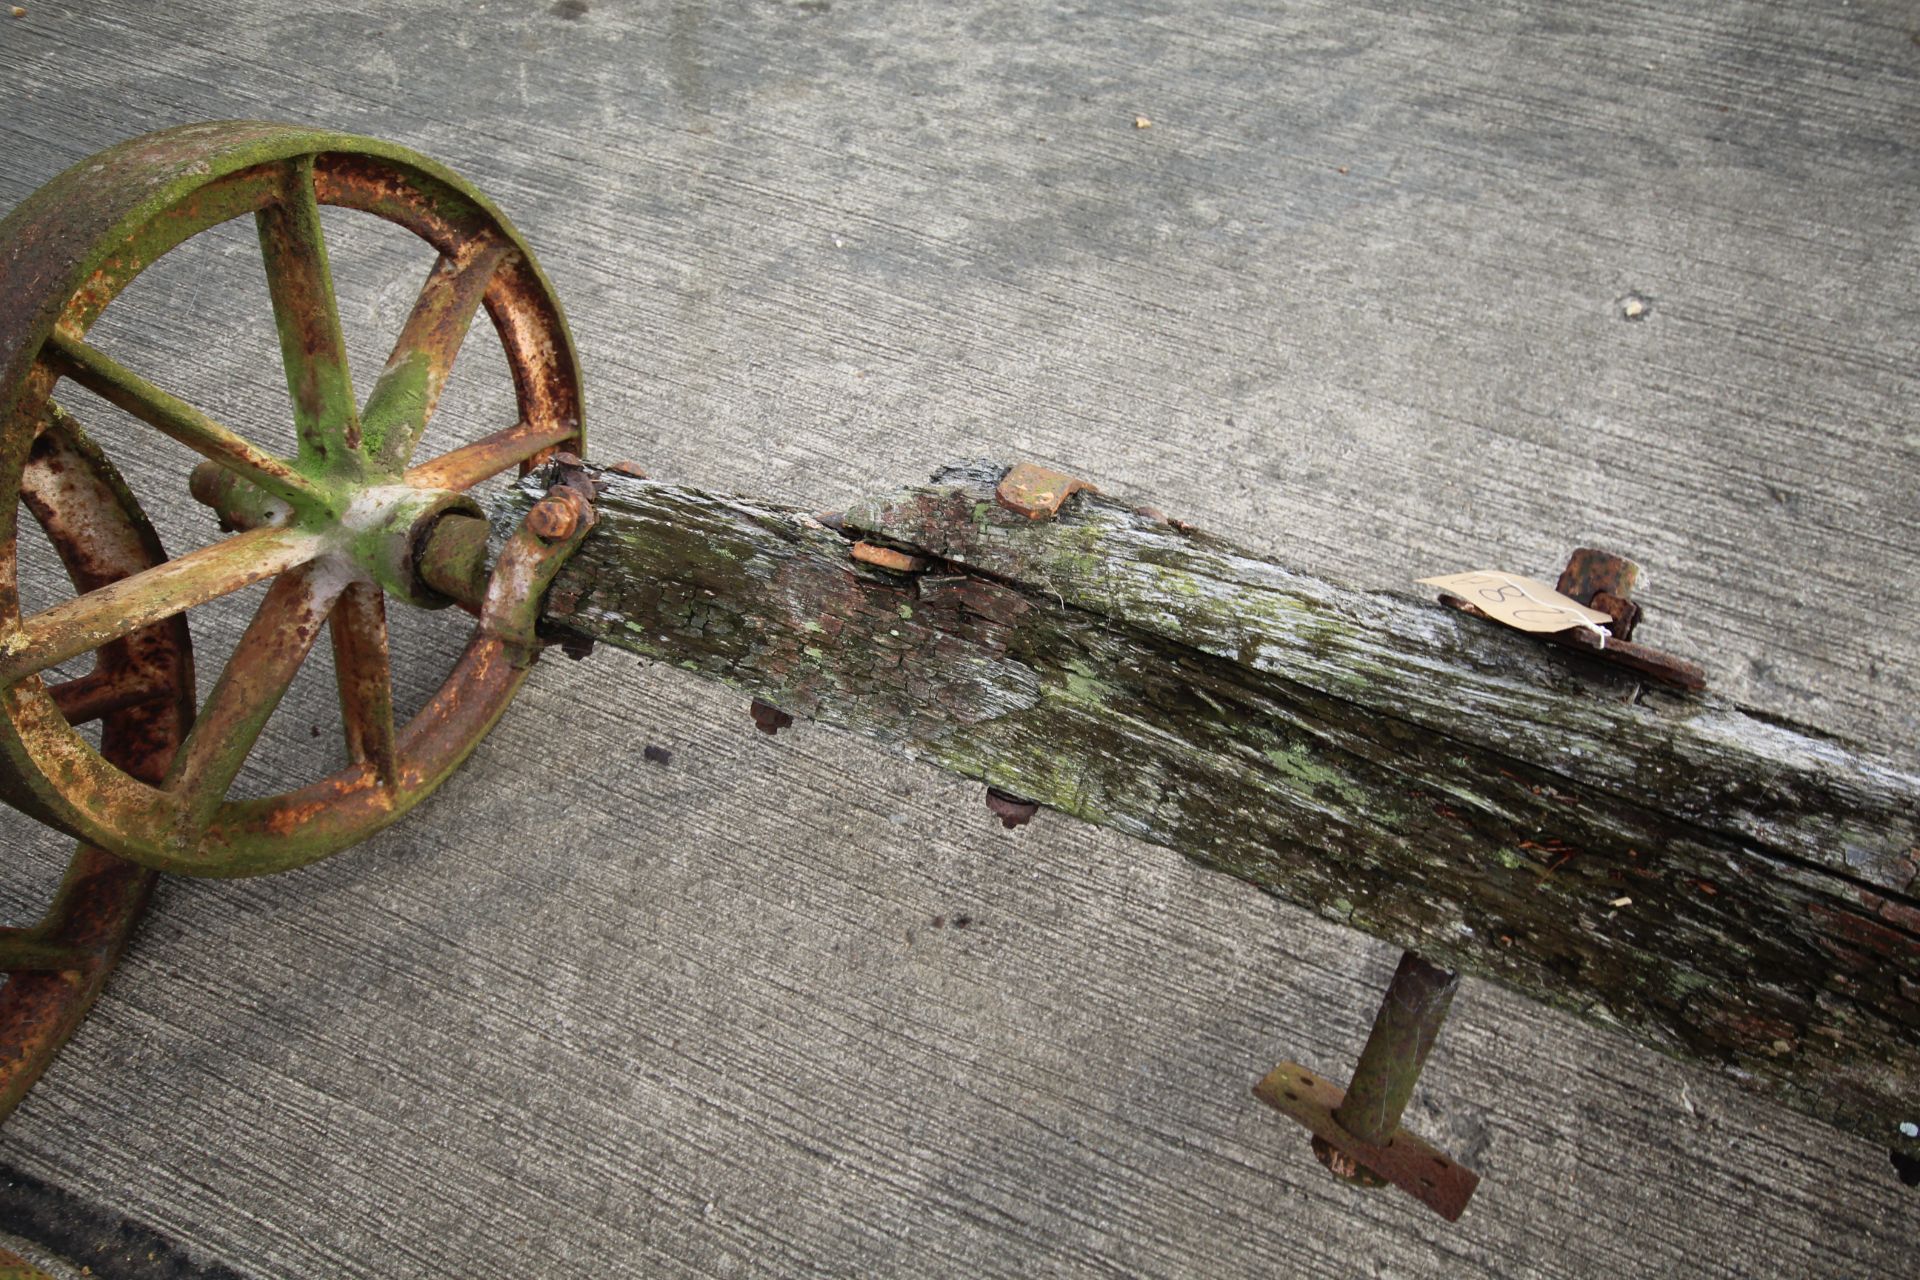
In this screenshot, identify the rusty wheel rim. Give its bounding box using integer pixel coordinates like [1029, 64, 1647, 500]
[0, 122, 585, 876]
[0, 408, 191, 1122]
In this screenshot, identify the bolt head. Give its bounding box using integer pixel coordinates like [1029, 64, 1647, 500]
[526, 492, 583, 541]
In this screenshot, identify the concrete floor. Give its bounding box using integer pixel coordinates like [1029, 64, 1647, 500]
[1, 1, 1915, 1276]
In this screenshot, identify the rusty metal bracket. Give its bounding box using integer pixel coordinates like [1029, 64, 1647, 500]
[1439, 547, 1706, 691]
[481, 462, 599, 667]
[1255, 951, 1481, 1221]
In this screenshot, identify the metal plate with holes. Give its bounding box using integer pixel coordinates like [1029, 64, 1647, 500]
[1254, 1062, 1480, 1222]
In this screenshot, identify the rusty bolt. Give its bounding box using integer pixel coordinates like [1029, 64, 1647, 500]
[526, 490, 586, 541]
[985, 787, 1039, 829]
[749, 698, 793, 736]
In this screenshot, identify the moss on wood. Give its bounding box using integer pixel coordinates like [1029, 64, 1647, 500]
[518, 461, 1920, 1163]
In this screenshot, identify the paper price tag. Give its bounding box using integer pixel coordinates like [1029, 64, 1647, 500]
[1417, 571, 1613, 636]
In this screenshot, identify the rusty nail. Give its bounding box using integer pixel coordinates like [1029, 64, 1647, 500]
[985, 787, 1039, 829]
[995, 461, 1096, 521]
[850, 540, 929, 573]
[749, 698, 793, 736]
[526, 491, 585, 541]
[607, 460, 649, 479]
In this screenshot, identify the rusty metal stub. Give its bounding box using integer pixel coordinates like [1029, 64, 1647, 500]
[1556, 546, 1639, 603]
[1556, 547, 1641, 641]
[850, 540, 929, 573]
[994, 462, 1096, 521]
[1254, 1062, 1480, 1222]
[749, 698, 793, 736]
[984, 787, 1039, 829]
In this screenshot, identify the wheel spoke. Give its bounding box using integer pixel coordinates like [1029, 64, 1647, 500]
[163, 561, 347, 837]
[48, 665, 171, 725]
[403, 417, 576, 491]
[329, 580, 398, 789]
[360, 238, 512, 470]
[43, 337, 326, 510]
[257, 155, 361, 467]
[0, 931, 92, 973]
[0, 526, 322, 687]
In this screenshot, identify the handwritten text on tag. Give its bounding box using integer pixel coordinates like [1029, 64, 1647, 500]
[1417, 571, 1613, 637]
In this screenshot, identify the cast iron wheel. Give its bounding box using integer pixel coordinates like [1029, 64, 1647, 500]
[0, 121, 585, 877]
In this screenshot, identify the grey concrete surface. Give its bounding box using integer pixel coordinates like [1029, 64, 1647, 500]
[1, 1, 1916, 1275]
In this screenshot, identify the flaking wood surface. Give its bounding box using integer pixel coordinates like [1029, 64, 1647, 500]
[2, 2, 1917, 1277]
[533, 462, 1919, 1159]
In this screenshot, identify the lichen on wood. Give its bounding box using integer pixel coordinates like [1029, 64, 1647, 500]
[515, 461, 1920, 1164]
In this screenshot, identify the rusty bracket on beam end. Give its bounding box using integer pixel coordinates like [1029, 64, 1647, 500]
[479, 457, 600, 667]
[1255, 951, 1481, 1222]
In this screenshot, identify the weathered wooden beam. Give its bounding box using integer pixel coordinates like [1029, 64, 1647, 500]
[496, 461, 1920, 1164]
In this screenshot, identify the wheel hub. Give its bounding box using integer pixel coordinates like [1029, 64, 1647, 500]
[191, 463, 484, 610]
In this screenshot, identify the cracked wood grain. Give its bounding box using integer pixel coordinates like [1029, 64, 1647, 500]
[516, 461, 1920, 1165]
